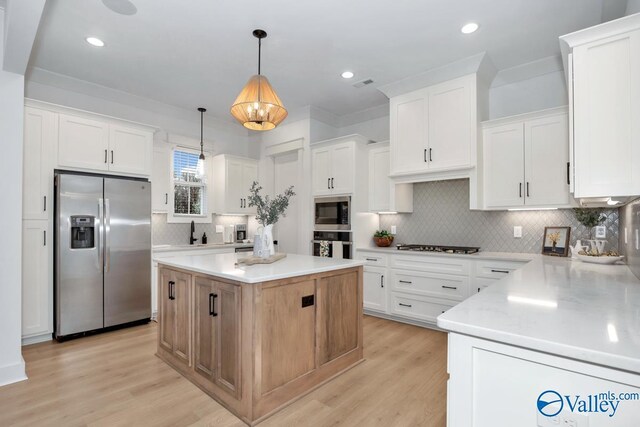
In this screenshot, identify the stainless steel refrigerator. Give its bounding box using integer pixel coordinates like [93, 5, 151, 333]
[55, 172, 151, 340]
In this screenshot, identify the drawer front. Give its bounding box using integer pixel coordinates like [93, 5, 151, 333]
[390, 254, 470, 275]
[475, 260, 526, 279]
[389, 292, 455, 323]
[357, 251, 389, 267]
[472, 277, 496, 294]
[392, 270, 468, 301]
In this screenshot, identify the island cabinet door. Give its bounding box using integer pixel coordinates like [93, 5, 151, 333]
[317, 270, 361, 366]
[194, 277, 217, 380]
[172, 270, 192, 365]
[158, 268, 175, 354]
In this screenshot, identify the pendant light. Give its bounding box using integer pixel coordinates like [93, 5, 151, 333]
[230, 29, 287, 131]
[196, 107, 206, 179]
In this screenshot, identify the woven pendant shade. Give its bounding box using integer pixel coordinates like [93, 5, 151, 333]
[230, 74, 288, 131]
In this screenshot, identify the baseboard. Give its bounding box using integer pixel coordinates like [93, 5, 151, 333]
[363, 310, 447, 333]
[22, 332, 53, 346]
[0, 357, 27, 387]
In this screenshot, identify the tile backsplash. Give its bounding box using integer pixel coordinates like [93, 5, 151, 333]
[379, 179, 619, 254]
[619, 198, 640, 280]
[152, 213, 249, 245]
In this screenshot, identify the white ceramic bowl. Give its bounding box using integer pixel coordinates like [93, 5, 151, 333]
[576, 254, 624, 265]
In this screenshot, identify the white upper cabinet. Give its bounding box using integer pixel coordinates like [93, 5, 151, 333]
[152, 144, 171, 212]
[58, 114, 110, 172]
[57, 111, 154, 177]
[390, 74, 478, 178]
[368, 143, 413, 213]
[561, 15, 640, 198]
[311, 141, 354, 196]
[109, 125, 153, 176]
[212, 155, 258, 215]
[23, 107, 57, 220]
[482, 108, 573, 210]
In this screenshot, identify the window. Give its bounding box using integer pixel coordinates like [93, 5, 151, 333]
[173, 149, 206, 216]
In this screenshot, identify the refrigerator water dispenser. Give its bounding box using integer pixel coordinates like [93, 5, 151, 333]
[70, 215, 95, 249]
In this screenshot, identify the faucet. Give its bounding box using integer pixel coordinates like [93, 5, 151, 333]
[190, 220, 198, 245]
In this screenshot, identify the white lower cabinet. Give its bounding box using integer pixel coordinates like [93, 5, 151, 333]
[391, 270, 469, 301]
[363, 267, 387, 313]
[22, 220, 52, 340]
[390, 293, 455, 323]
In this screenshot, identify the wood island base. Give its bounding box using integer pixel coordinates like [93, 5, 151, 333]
[156, 264, 364, 426]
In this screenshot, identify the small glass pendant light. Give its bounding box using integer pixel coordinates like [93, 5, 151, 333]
[196, 107, 206, 179]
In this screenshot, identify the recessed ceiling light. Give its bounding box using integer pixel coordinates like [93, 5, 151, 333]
[461, 23, 479, 34]
[85, 37, 105, 47]
[341, 71, 354, 79]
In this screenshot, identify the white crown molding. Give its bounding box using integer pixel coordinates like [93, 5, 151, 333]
[491, 55, 564, 88]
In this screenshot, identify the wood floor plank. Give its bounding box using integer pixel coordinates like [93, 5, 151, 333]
[0, 316, 447, 427]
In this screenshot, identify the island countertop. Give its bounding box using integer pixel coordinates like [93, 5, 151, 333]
[437, 255, 640, 372]
[154, 252, 364, 283]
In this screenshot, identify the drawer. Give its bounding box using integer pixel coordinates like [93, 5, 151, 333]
[357, 251, 388, 267]
[472, 277, 496, 294]
[474, 259, 526, 279]
[392, 270, 469, 301]
[390, 254, 470, 275]
[389, 292, 455, 323]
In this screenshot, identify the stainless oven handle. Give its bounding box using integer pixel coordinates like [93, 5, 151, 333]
[312, 240, 352, 245]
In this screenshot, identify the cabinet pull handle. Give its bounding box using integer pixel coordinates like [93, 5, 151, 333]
[168, 281, 175, 300]
[423, 149, 427, 162]
[567, 162, 570, 185]
[43, 230, 46, 246]
[328, 178, 331, 190]
[399, 280, 412, 284]
[110, 150, 114, 164]
[104, 149, 108, 163]
[43, 196, 46, 212]
[240, 198, 243, 208]
[399, 303, 412, 308]
[526, 182, 530, 197]
[442, 285, 457, 290]
[478, 287, 481, 293]
[365, 258, 377, 262]
[519, 183, 522, 198]
[165, 193, 168, 205]
[381, 275, 384, 288]
[441, 310, 446, 314]
[331, 177, 334, 189]
[429, 148, 433, 162]
[209, 293, 218, 317]
[491, 269, 510, 274]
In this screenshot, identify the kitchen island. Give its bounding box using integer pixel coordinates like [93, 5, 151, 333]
[438, 256, 640, 426]
[155, 252, 364, 426]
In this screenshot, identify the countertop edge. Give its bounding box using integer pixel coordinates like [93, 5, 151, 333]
[356, 247, 536, 262]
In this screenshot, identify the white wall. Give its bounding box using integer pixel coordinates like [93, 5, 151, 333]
[0, 7, 27, 386]
[336, 115, 390, 142]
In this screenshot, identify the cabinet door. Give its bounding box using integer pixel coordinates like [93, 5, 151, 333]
[524, 114, 570, 207]
[214, 281, 241, 396]
[194, 277, 216, 380]
[226, 159, 245, 214]
[23, 108, 56, 220]
[58, 114, 109, 171]
[428, 77, 473, 170]
[483, 123, 525, 208]
[152, 145, 171, 212]
[312, 147, 332, 196]
[241, 161, 258, 214]
[390, 89, 429, 175]
[109, 125, 153, 176]
[22, 220, 51, 337]
[363, 267, 386, 313]
[368, 147, 391, 212]
[173, 270, 192, 365]
[573, 29, 640, 198]
[158, 268, 175, 353]
[330, 142, 354, 194]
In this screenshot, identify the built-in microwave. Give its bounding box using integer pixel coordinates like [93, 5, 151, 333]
[314, 196, 351, 230]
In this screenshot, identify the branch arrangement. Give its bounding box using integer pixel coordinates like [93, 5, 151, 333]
[247, 181, 296, 227]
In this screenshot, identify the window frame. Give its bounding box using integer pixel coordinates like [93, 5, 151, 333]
[167, 146, 212, 224]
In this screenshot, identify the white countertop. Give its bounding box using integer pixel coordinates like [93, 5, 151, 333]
[153, 242, 253, 253]
[437, 255, 640, 373]
[357, 246, 535, 262]
[155, 252, 364, 284]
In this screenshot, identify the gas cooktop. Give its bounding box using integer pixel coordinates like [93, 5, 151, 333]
[396, 244, 480, 255]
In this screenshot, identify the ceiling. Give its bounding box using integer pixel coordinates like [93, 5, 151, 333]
[28, 0, 625, 123]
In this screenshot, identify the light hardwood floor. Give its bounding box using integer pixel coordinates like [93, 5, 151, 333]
[0, 316, 447, 427]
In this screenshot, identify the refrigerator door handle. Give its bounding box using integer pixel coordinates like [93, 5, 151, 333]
[98, 198, 104, 272]
[105, 198, 111, 273]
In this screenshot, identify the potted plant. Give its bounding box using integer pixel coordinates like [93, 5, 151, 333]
[247, 182, 295, 257]
[573, 208, 606, 240]
[373, 230, 394, 247]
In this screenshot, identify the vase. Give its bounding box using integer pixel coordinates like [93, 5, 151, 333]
[254, 224, 275, 258]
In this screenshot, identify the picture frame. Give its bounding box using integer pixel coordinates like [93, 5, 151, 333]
[542, 226, 571, 257]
